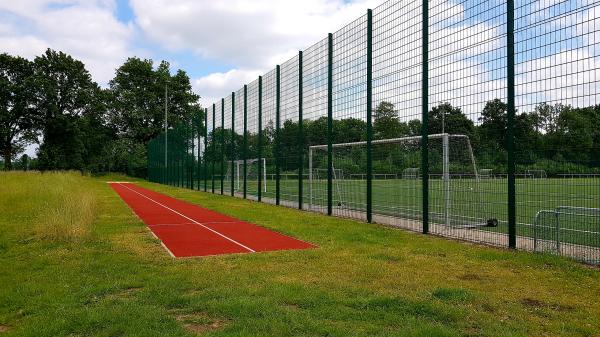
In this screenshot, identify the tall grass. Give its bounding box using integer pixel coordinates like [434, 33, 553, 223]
[0, 171, 97, 242]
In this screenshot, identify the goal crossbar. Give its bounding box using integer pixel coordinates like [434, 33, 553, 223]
[309, 133, 469, 150]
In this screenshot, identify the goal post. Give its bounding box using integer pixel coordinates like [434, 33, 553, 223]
[225, 158, 267, 193]
[308, 133, 481, 226]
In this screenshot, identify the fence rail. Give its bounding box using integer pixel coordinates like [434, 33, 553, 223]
[148, 0, 600, 264]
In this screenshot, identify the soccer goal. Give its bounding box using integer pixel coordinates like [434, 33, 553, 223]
[309, 167, 345, 207]
[479, 169, 493, 179]
[526, 169, 547, 179]
[402, 168, 419, 179]
[224, 158, 267, 193]
[308, 133, 484, 227]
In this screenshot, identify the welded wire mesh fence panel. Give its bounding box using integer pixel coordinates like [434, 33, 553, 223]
[223, 95, 233, 195]
[144, 0, 599, 264]
[279, 55, 301, 208]
[262, 69, 277, 203]
[232, 87, 245, 196]
[426, 0, 509, 246]
[329, 15, 368, 221]
[246, 79, 260, 200]
[303, 38, 330, 214]
[371, 0, 423, 230]
[195, 112, 204, 190]
[514, 0, 600, 263]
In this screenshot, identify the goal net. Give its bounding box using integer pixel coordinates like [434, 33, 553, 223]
[224, 158, 267, 193]
[308, 133, 499, 228]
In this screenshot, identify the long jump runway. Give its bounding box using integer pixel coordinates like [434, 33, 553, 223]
[110, 183, 315, 257]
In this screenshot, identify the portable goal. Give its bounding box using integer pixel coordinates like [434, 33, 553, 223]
[402, 168, 419, 179]
[525, 169, 547, 179]
[224, 158, 267, 193]
[308, 133, 487, 227]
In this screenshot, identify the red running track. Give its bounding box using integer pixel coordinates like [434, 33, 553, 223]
[109, 182, 315, 257]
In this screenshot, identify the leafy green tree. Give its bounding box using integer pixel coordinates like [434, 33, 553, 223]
[33, 49, 101, 171]
[532, 102, 567, 133]
[334, 118, 366, 143]
[373, 101, 408, 140]
[478, 99, 507, 152]
[0, 53, 38, 170]
[428, 102, 475, 139]
[108, 58, 202, 176]
[109, 58, 200, 143]
[407, 119, 422, 136]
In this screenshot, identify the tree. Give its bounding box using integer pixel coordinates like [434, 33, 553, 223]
[109, 58, 200, 144]
[373, 101, 408, 140]
[478, 99, 508, 152]
[108, 58, 202, 177]
[33, 49, 100, 171]
[428, 102, 475, 139]
[0, 53, 38, 170]
[334, 118, 366, 143]
[532, 102, 567, 133]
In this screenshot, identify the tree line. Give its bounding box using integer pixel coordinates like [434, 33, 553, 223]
[204, 100, 600, 176]
[0, 50, 202, 175]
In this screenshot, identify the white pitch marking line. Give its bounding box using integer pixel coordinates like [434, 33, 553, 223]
[117, 183, 256, 253]
[148, 229, 176, 258]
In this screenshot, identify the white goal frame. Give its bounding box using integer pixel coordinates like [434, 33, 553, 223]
[308, 133, 479, 226]
[525, 169, 547, 179]
[225, 158, 267, 193]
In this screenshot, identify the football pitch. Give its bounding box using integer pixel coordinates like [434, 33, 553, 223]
[226, 177, 600, 248]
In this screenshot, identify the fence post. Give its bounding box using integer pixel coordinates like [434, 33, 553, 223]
[180, 126, 183, 188]
[327, 33, 333, 216]
[176, 128, 180, 187]
[507, 0, 517, 249]
[258, 76, 263, 202]
[243, 85, 248, 199]
[366, 9, 373, 223]
[190, 118, 194, 190]
[421, 0, 429, 234]
[298, 51, 304, 210]
[204, 107, 208, 192]
[212, 103, 216, 194]
[276, 65, 281, 205]
[231, 91, 236, 196]
[221, 98, 225, 195]
[196, 110, 202, 191]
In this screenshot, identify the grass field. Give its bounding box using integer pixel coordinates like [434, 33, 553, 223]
[1, 172, 599, 336]
[217, 176, 600, 248]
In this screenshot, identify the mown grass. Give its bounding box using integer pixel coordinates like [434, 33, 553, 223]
[0, 171, 599, 337]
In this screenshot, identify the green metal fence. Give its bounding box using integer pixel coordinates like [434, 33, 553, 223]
[148, 0, 600, 264]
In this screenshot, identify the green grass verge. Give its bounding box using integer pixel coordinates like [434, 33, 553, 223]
[0, 172, 599, 336]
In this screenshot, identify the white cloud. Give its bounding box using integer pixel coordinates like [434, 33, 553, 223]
[193, 68, 263, 106]
[0, 0, 135, 86]
[130, 0, 382, 104]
